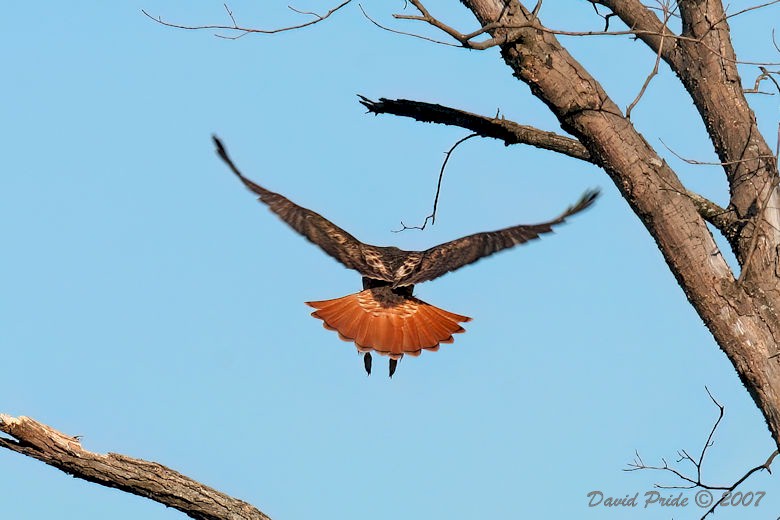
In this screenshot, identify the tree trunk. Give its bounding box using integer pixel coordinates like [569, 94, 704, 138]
[460, 0, 780, 445]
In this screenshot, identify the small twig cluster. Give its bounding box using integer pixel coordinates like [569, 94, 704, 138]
[625, 388, 778, 519]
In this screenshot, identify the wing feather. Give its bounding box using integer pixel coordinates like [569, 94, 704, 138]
[398, 189, 599, 285]
[214, 136, 376, 275]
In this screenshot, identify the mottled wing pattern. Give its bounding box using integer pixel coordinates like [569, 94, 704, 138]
[398, 189, 599, 286]
[214, 136, 384, 277]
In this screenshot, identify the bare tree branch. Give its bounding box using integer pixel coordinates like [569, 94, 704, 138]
[685, 191, 739, 241]
[592, 0, 780, 66]
[375, 0, 780, 65]
[625, 389, 778, 519]
[141, 1, 351, 39]
[659, 138, 778, 167]
[714, 0, 780, 25]
[358, 4, 459, 47]
[358, 95, 736, 234]
[0, 414, 270, 520]
[744, 66, 780, 95]
[358, 96, 592, 161]
[389, 0, 515, 50]
[625, 0, 675, 118]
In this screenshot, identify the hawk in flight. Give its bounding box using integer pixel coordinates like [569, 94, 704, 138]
[214, 137, 598, 377]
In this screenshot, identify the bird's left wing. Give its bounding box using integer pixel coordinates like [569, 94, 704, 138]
[214, 136, 377, 276]
[398, 189, 599, 286]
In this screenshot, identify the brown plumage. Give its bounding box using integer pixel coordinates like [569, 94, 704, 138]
[214, 136, 599, 376]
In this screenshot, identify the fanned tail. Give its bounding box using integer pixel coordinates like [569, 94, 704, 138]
[306, 288, 471, 359]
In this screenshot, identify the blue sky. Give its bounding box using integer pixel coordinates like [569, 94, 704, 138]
[2, 2, 780, 519]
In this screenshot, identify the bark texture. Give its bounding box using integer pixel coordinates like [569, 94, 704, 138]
[0, 415, 271, 520]
[4, 1, 780, 517]
[455, 0, 780, 445]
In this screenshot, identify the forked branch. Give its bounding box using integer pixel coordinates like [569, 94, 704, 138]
[0, 414, 270, 520]
[625, 389, 778, 519]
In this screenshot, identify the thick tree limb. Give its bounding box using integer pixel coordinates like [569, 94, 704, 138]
[454, 0, 780, 448]
[594, 0, 780, 272]
[358, 95, 736, 236]
[0, 414, 270, 520]
[686, 191, 741, 242]
[359, 95, 592, 159]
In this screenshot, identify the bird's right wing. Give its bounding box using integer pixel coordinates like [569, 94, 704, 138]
[214, 136, 377, 276]
[399, 189, 599, 286]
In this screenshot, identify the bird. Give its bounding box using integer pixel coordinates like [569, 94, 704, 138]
[214, 136, 598, 377]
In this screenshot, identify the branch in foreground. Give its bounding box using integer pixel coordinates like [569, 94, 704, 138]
[0, 414, 270, 520]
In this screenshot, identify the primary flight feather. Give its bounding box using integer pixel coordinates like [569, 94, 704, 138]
[214, 136, 598, 376]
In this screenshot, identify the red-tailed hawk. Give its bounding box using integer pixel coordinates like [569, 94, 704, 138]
[214, 137, 598, 377]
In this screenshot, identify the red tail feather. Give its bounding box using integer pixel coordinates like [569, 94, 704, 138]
[306, 288, 471, 359]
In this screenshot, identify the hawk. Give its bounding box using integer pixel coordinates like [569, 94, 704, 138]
[214, 136, 598, 377]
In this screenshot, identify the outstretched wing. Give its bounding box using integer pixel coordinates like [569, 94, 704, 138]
[214, 136, 375, 275]
[398, 190, 599, 286]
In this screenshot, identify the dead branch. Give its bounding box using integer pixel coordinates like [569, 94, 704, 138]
[685, 191, 740, 241]
[358, 96, 592, 161]
[588, 1, 619, 32]
[624, 389, 778, 519]
[141, 1, 351, 40]
[389, 0, 515, 50]
[358, 95, 737, 234]
[713, 0, 780, 25]
[394, 133, 478, 232]
[592, 0, 780, 66]
[382, 0, 780, 66]
[744, 66, 780, 95]
[0, 414, 270, 520]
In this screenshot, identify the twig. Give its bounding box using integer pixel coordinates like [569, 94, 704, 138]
[777, 122, 780, 160]
[588, 1, 618, 31]
[659, 138, 777, 167]
[358, 96, 734, 232]
[744, 66, 780, 95]
[141, 0, 351, 39]
[715, 0, 780, 24]
[394, 133, 478, 232]
[388, 0, 780, 65]
[531, 0, 544, 18]
[390, 0, 515, 50]
[624, 388, 778, 520]
[774, 28, 780, 54]
[699, 450, 779, 519]
[626, 0, 674, 118]
[358, 4, 458, 47]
